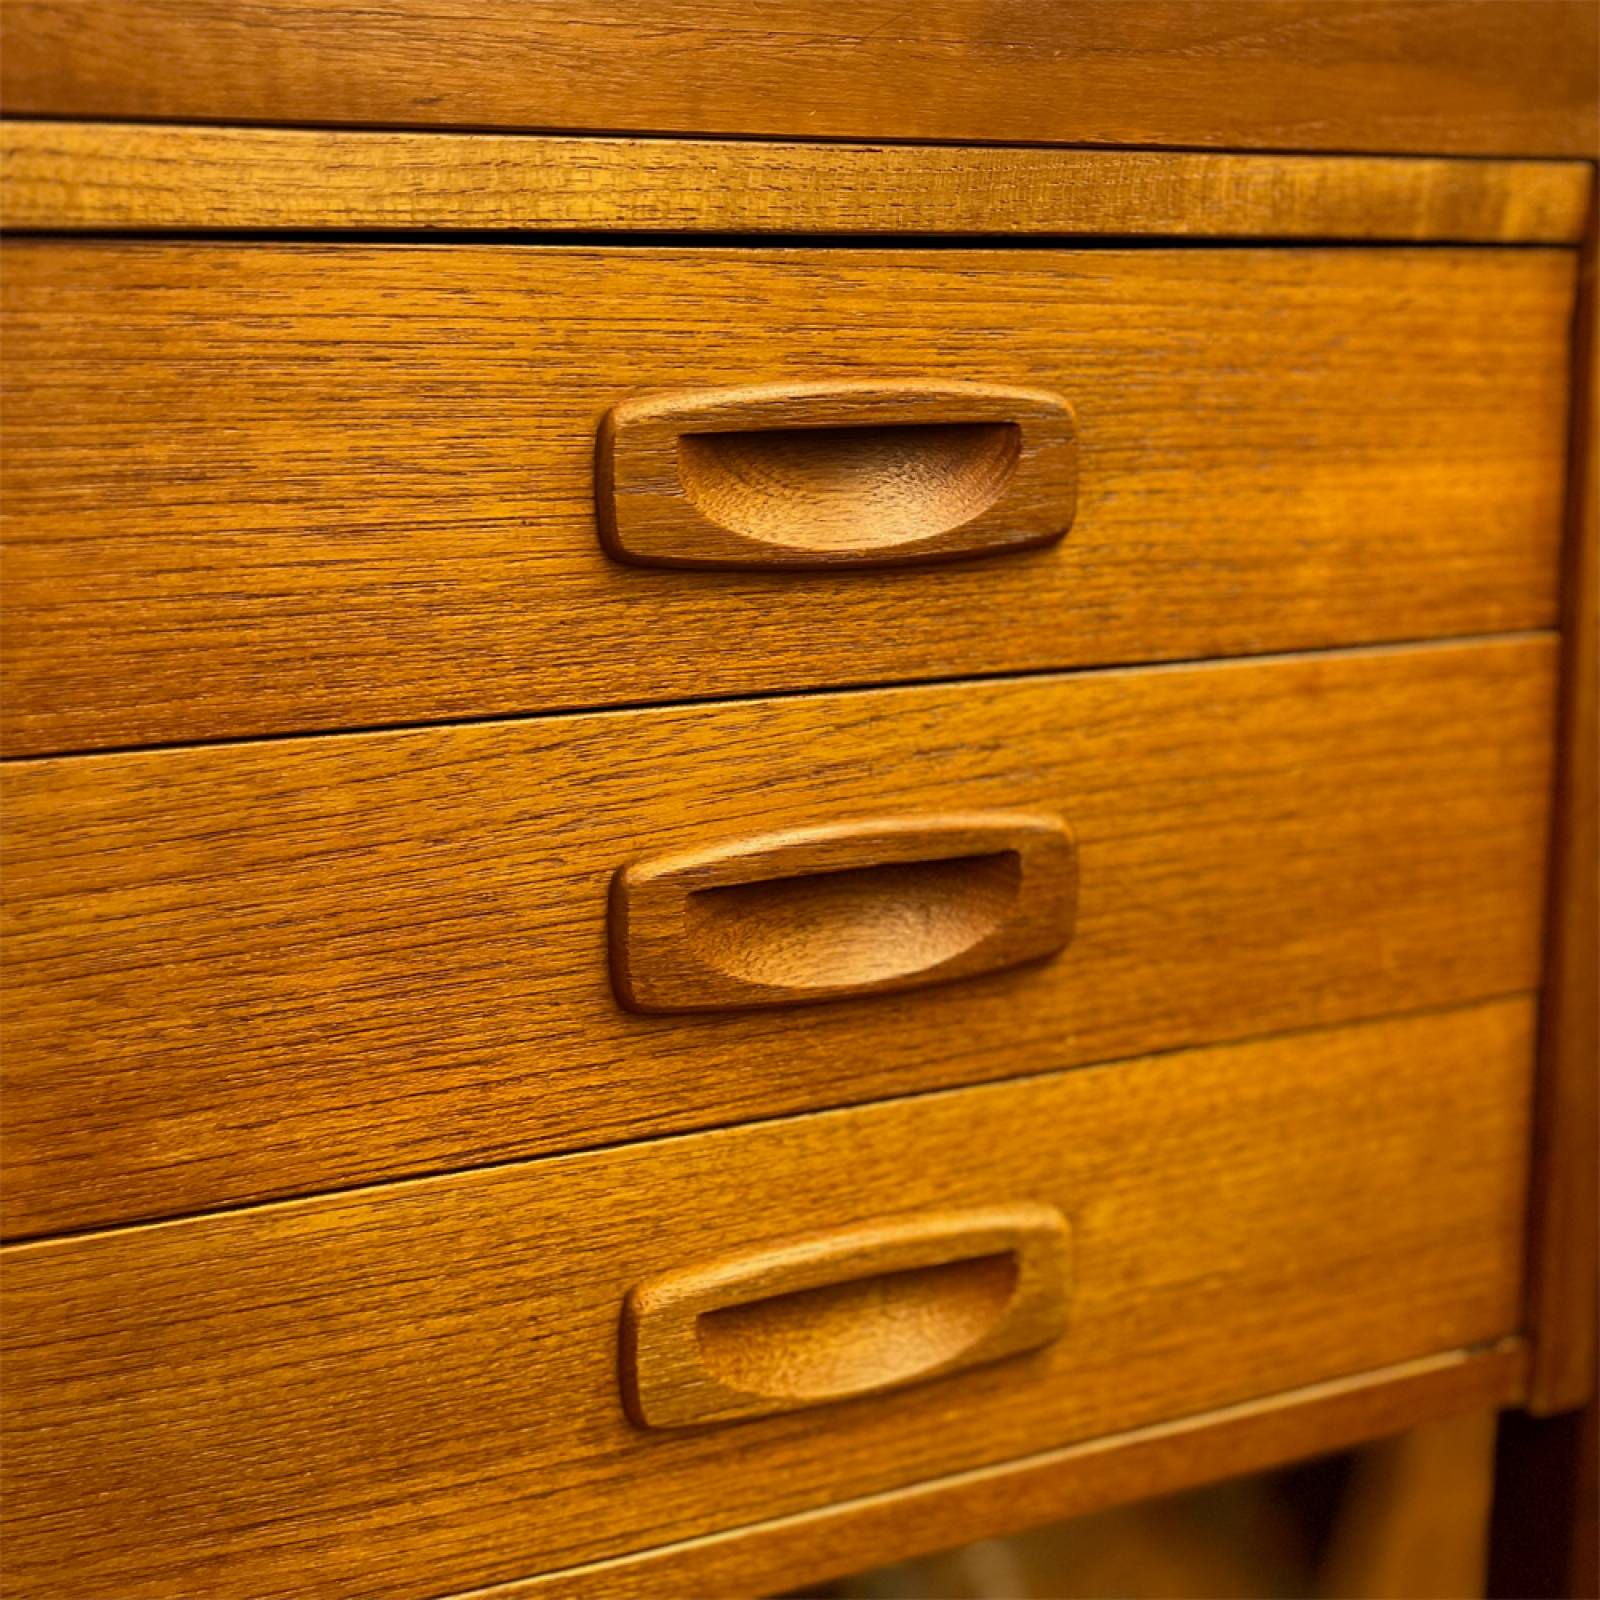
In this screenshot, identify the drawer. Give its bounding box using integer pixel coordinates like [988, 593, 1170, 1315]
[0, 1001, 1533, 1600]
[0, 242, 1572, 755]
[0, 636, 1554, 1237]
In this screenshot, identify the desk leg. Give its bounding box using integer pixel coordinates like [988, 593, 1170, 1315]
[1319, 1410, 1498, 1600]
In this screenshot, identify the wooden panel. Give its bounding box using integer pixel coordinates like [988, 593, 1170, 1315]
[1, 1, 1594, 155]
[495, 1346, 1527, 1600]
[0, 1003, 1536, 1600]
[0, 244, 1573, 756]
[2, 122, 1590, 241]
[0, 638, 1556, 1237]
[1528, 174, 1600, 1417]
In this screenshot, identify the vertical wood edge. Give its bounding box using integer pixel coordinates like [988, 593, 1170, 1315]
[1527, 164, 1600, 1417]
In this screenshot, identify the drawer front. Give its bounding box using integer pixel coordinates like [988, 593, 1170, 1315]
[0, 243, 1572, 754]
[0, 637, 1554, 1237]
[0, 1001, 1533, 1600]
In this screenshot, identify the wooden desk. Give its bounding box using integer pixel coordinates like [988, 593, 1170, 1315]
[1, 6, 1594, 1596]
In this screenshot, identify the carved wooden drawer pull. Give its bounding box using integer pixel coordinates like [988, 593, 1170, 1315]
[609, 812, 1076, 1013]
[621, 1204, 1073, 1428]
[597, 379, 1077, 568]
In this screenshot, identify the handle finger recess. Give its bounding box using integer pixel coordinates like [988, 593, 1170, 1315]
[620, 1204, 1073, 1429]
[609, 812, 1077, 1013]
[597, 379, 1077, 569]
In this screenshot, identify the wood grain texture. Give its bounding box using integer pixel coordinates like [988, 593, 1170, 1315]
[484, 1345, 1527, 1600]
[1528, 175, 1600, 1418]
[620, 1205, 1072, 1428]
[1, 2, 1594, 155]
[609, 812, 1076, 1013]
[0, 244, 1573, 756]
[0, 1003, 1536, 1600]
[598, 380, 1077, 569]
[2, 121, 1591, 241]
[0, 638, 1557, 1238]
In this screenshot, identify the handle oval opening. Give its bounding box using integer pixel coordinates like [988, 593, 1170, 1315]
[598, 380, 1076, 569]
[696, 1252, 1020, 1403]
[684, 850, 1023, 994]
[677, 421, 1023, 554]
[610, 812, 1076, 1013]
[621, 1205, 1071, 1428]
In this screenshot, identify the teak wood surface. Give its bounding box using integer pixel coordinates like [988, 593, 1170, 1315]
[0, 244, 1573, 755]
[0, 4, 1593, 1589]
[2, 122, 1591, 242]
[2, 1, 1593, 155]
[0, 1002, 1534, 1600]
[491, 1347, 1527, 1600]
[0, 638, 1556, 1238]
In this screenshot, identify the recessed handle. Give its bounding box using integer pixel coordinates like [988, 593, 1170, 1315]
[596, 379, 1077, 568]
[620, 1204, 1072, 1429]
[609, 811, 1076, 1013]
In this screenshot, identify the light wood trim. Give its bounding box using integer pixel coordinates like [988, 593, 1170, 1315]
[0, 642, 1556, 1237]
[1528, 171, 1600, 1417]
[610, 813, 1076, 1013]
[2, 1, 1594, 155]
[1, 245, 1574, 757]
[0, 1004, 1535, 1600]
[621, 1206, 1072, 1427]
[0, 121, 1590, 240]
[460, 1345, 1527, 1600]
